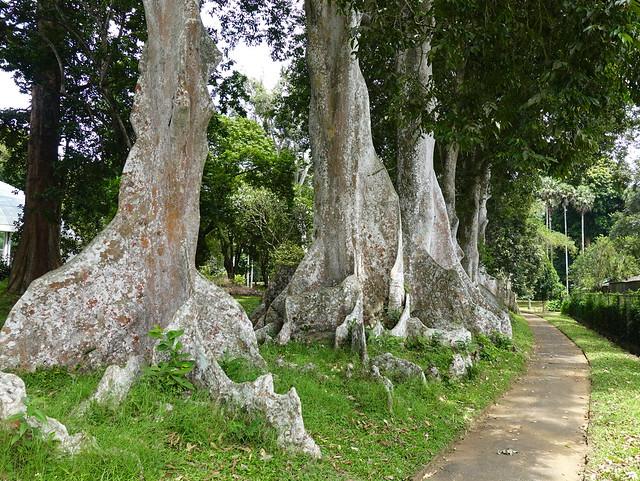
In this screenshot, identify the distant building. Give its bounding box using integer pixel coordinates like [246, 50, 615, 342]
[602, 275, 640, 293]
[0, 181, 24, 263]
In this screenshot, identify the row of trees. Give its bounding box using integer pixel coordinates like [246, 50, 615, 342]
[0, 0, 638, 337]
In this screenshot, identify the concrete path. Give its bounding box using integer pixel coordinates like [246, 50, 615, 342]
[414, 312, 590, 481]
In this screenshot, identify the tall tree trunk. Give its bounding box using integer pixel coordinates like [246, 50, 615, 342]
[8, 7, 63, 295]
[0, 0, 319, 457]
[260, 0, 404, 343]
[477, 166, 492, 248]
[457, 156, 490, 284]
[395, 43, 510, 335]
[441, 141, 462, 255]
[581, 212, 585, 253]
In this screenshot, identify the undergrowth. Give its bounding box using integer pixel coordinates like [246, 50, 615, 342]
[0, 313, 532, 480]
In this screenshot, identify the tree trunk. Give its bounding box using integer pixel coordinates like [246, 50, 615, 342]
[8, 7, 63, 295]
[581, 212, 585, 253]
[457, 156, 488, 284]
[477, 166, 492, 248]
[259, 0, 404, 343]
[395, 43, 510, 335]
[441, 141, 462, 253]
[0, 0, 320, 457]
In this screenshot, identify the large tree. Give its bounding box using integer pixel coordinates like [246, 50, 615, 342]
[3, 0, 64, 294]
[0, 0, 318, 456]
[0, 0, 145, 291]
[254, 0, 510, 344]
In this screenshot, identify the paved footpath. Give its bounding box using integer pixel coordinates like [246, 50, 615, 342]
[414, 312, 590, 481]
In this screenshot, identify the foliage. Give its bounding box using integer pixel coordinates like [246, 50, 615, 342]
[610, 168, 640, 260]
[0, 279, 19, 329]
[543, 311, 640, 480]
[271, 240, 305, 269]
[5, 397, 48, 446]
[570, 236, 639, 291]
[545, 298, 564, 312]
[573, 185, 596, 215]
[483, 202, 573, 298]
[533, 256, 565, 302]
[0, 315, 533, 480]
[198, 113, 308, 281]
[144, 327, 196, 392]
[562, 292, 640, 352]
[0, 257, 11, 281]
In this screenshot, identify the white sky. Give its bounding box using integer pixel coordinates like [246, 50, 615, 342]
[0, 72, 29, 109]
[0, 39, 284, 109]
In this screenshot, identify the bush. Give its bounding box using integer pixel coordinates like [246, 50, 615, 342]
[0, 258, 10, 281]
[271, 241, 305, 270]
[546, 298, 563, 311]
[563, 292, 640, 352]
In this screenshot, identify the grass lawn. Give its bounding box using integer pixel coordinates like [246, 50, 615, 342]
[0, 282, 534, 480]
[542, 311, 640, 481]
[233, 295, 262, 317]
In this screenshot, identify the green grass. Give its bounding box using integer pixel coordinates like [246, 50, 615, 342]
[0, 314, 533, 481]
[234, 295, 262, 316]
[542, 311, 640, 481]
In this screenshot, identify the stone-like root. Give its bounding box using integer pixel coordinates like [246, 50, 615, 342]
[197, 362, 321, 458]
[169, 277, 321, 457]
[0, 372, 91, 455]
[78, 275, 321, 458]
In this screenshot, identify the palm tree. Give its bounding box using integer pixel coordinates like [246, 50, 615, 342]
[539, 176, 561, 231]
[557, 183, 576, 295]
[572, 185, 596, 253]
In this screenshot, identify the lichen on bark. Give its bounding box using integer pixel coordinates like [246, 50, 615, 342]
[0, 0, 318, 457]
[258, 0, 404, 343]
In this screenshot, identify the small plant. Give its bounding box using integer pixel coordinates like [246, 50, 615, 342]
[144, 326, 196, 392]
[385, 307, 402, 326]
[5, 397, 47, 446]
[491, 332, 514, 350]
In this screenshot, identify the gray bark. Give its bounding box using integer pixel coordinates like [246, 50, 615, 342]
[0, 0, 319, 457]
[458, 159, 491, 284]
[442, 142, 461, 250]
[260, 0, 404, 343]
[396, 43, 510, 336]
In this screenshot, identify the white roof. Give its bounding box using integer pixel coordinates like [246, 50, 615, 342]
[0, 181, 24, 232]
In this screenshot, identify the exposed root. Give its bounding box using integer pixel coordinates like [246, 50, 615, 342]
[77, 356, 143, 413]
[196, 360, 321, 458]
[370, 365, 394, 412]
[1, 372, 91, 455]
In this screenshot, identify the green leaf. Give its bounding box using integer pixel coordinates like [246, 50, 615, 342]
[148, 326, 164, 339]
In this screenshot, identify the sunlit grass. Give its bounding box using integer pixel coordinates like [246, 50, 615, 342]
[543, 311, 640, 481]
[0, 314, 533, 480]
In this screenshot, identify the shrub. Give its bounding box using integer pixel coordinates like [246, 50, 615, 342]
[546, 298, 563, 311]
[271, 241, 305, 269]
[563, 292, 640, 353]
[0, 258, 10, 281]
